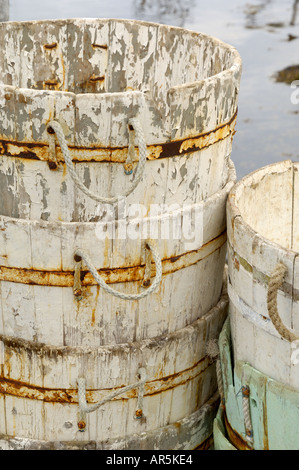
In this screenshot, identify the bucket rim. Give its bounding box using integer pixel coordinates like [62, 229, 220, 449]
[227, 159, 299, 257]
[0, 17, 242, 96]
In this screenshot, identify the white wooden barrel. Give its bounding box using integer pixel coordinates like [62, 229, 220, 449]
[0, 19, 242, 222]
[0, 287, 228, 449]
[0, 160, 235, 347]
[227, 160, 299, 391]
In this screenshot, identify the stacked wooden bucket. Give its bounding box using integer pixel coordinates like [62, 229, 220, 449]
[0, 19, 242, 449]
[214, 160, 299, 450]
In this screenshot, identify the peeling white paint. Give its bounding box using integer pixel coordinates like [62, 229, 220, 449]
[0, 19, 241, 221]
[0, 18, 242, 448]
[227, 160, 299, 392]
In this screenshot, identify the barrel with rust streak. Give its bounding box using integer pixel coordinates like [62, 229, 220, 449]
[0, 19, 241, 222]
[0, 288, 228, 449]
[227, 160, 299, 392]
[0, 161, 235, 347]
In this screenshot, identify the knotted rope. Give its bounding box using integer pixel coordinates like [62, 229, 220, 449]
[48, 118, 147, 204]
[241, 385, 253, 446]
[267, 263, 299, 343]
[74, 241, 162, 301]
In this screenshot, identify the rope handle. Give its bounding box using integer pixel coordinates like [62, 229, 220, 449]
[77, 368, 147, 429]
[74, 241, 162, 301]
[47, 118, 147, 204]
[267, 263, 299, 343]
[241, 385, 253, 446]
[205, 339, 225, 407]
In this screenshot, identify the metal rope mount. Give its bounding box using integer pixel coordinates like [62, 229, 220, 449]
[47, 118, 147, 204]
[77, 368, 147, 432]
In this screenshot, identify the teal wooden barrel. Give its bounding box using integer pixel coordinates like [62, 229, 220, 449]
[214, 318, 299, 450]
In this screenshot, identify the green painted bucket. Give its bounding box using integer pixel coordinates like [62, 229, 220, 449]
[214, 318, 299, 450]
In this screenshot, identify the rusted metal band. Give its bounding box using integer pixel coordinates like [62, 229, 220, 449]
[0, 356, 211, 404]
[223, 410, 253, 450]
[0, 111, 237, 163]
[194, 434, 214, 450]
[0, 231, 226, 287]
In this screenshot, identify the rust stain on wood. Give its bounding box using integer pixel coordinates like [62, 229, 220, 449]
[91, 285, 100, 326]
[43, 80, 60, 90]
[0, 111, 237, 163]
[0, 232, 226, 287]
[233, 256, 240, 271]
[224, 411, 253, 450]
[176, 114, 237, 156]
[92, 44, 108, 50]
[262, 399, 269, 450]
[194, 434, 214, 450]
[89, 75, 105, 83]
[0, 356, 211, 404]
[44, 43, 58, 50]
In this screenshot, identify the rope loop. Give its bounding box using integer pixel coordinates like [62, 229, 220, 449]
[267, 263, 299, 343]
[47, 118, 147, 204]
[206, 339, 225, 406]
[77, 367, 147, 418]
[241, 385, 253, 446]
[74, 241, 162, 301]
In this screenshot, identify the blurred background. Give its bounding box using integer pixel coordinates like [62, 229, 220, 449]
[3, 0, 299, 179]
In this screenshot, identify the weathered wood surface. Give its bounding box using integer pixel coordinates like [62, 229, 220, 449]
[227, 160, 299, 390]
[217, 318, 299, 450]
[0, 163, 235, 347]
[0, 19, 242, 137]
[0, 393, 218, 450]
[0, 19, 242, 221]
[0, 289, 228, 445]
[213, 407, 237, 451]
[0, 138, 234, 222]
[0, 1, 8, 22]
[0, 19, 241, 448]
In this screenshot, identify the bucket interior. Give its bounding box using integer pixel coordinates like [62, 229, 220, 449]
[0, 19, 237, 96]
[234, 162, 299, 252]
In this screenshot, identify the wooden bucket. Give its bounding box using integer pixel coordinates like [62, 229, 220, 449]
[0, 286, 228, 449]
[214, 318, 299, 450]
[227, 160, 299, 391]
[0, 160, 235, 347]
[0, 19, 242, 222]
